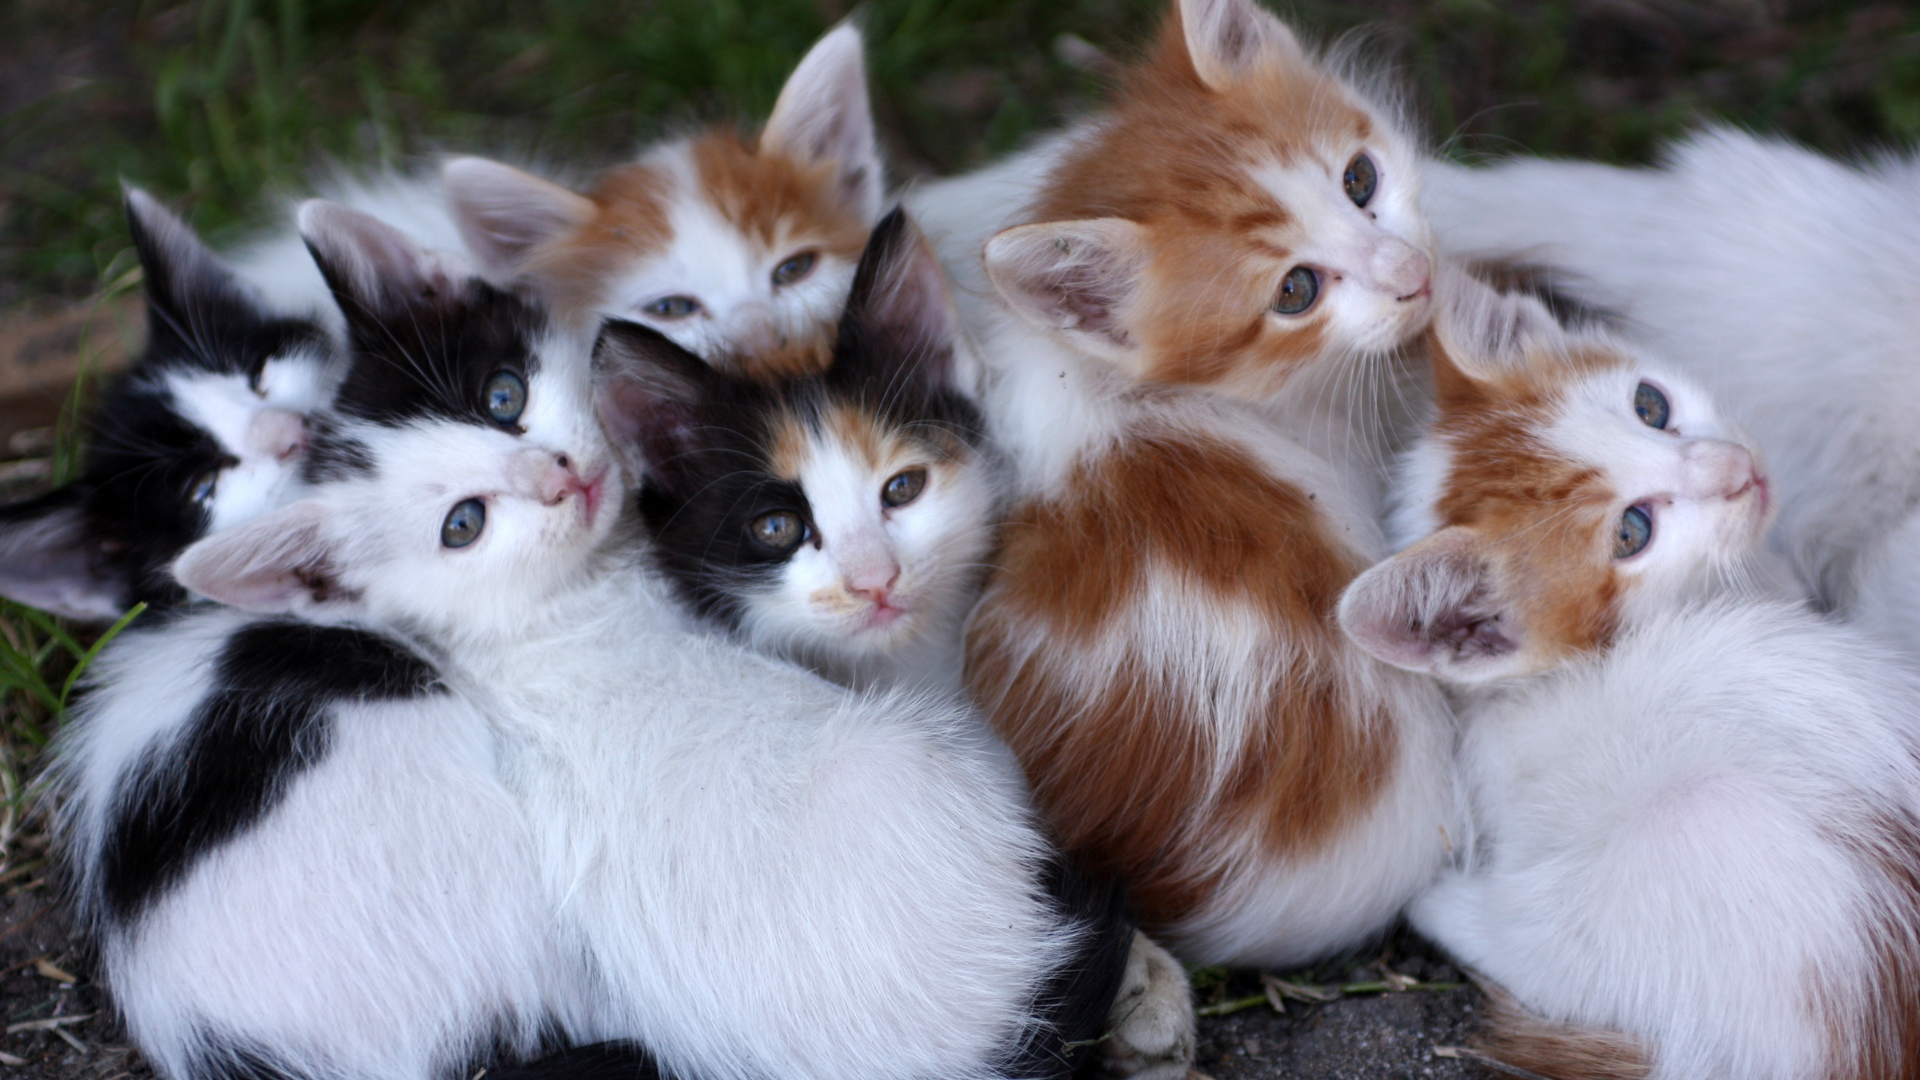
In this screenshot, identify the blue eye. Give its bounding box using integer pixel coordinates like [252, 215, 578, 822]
[1613, 504, 1652, 559]
[484, 370, 527, 426]
[188, 469, 219, 507]
[644, 296, 701, 319]
[772, 252, 816, 287]
[1634, 381, 1669, 430]
[1272, 266, 1319, 315]
[1343, 153, 1377, 208]
[442, 499, 486, 548]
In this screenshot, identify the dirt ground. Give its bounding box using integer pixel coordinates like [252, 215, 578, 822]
[0, 867, 1499, 1080]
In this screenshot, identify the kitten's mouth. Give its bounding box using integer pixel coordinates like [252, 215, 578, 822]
[863, 599, 908, 630]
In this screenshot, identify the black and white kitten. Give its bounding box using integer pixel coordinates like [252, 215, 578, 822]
[60, 199, 1134, 1080]
[628, 209, 999, 695]
[0, 190, 334, 620]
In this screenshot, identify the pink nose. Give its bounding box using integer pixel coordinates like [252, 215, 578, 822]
[247, 409, 308, 463]
[1371, 240, 1431, 300]
[1685, 440, 1762, 500]
[846, 563, 900, 604]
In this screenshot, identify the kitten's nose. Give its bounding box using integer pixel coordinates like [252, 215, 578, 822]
[246, 409, 308, 462]
[845, 560, 901, 604]
[1683, 440, 1762, 501]
[1370, 239, 1431, 301]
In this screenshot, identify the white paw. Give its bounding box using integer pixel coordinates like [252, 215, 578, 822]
[1099, 931, 1196, 1080]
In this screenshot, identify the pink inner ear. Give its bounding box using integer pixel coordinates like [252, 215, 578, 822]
[172, 504, 338, 614]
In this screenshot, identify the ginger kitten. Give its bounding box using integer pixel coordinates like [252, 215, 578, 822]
[1341, 267, 1920, 1080]
[443, 22, 883, 379]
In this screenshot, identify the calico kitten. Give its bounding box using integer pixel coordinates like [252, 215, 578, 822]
[915, 0, 1459, 967]
[1422, 129, 1920, 619]
[1339, 267, 1920, 1080]
[164, 201, 1132, 1080]
[441, 22, 882, 378]
[628, 209, 998, 695]
[0, 189, 334, 621]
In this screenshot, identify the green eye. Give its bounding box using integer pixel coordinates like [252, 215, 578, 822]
[749, 510, 808, 554]
[1613, 505, 1652, 559]
[644, 296, 701, 319]
[1272, 266, 1319, 315]
[442, 499, 486, 548]
[1634, 381, 1670, 430]
[188, 469, 219, 507]
[772, 252, 817, 287]
[1343, 153, 1378, 208]
[881, 468, 927, 508]
[484, 370, 527, 427]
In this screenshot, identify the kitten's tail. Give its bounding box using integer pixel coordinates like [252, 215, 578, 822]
[996, 855, 1136, 1080]
[1471, 980, 1651, 1080]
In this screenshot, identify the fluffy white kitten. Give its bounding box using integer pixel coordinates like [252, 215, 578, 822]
[1341, 267, 1920, 1080]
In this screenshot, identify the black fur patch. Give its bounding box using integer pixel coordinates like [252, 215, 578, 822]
[326, 276, 547, 431]
[485, 1042, 666, 1080]
[100, 621, 442, 922]
[994, 858, 1135, 1080]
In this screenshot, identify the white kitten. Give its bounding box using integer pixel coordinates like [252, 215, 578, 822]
[1341, 267, 1920, 1080]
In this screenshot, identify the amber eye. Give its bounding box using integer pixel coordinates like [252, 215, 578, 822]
[1613, 505, 1652, 559]
[644, 296, 701, 319]
[1271, 266, 1319, 315]
[772, 252, 817, 287]
[188, 469, 220, 508]
[881, 468, 927, 508]
[749, 510, 809, 554]
[1343, 153, 1378, 208]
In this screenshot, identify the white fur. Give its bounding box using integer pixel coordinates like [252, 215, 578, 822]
[1424, 129, 1920, 614]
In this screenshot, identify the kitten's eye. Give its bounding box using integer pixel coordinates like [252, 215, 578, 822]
[188, 469, 219, 508]
[484, 370, 527, 427]
[749, 511, 809, 554]
[881, 468, 927, 508]
[1613, 505, 1652, 559]
[644, 296, 701, 319]
[1634, 381, 1670, 430]
[1343, 153, 1378, 208]
[772, 252, 817, 287]
[442, 499, 486, 548]
[1272, 267, 1320, 315]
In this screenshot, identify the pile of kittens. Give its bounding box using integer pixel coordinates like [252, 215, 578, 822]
[3, 0, 1919, 1076]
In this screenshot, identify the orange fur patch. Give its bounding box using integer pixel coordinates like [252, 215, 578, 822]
[1027, 15, 1372, 394]
[1427, 336, 1628, 660]
[526, 163, 675, 323]
[964, 420, 1391, 926]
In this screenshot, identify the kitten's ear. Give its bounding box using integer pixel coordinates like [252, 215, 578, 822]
[1176, 0, 1306, 91]
[835, 207, 967, 392]
[985, 218, 1147, 363]
[124, 186, 264, 349]
[173, 500, 347, 615]
[1429, 259, 1568, 382]
[761, 20, 883, 224]
[0, 489, 131, 622]
[298, 200, 472, 324]
[442, 157, 596, 276]
[593, 320, 718, 484]
[1337, 527, 1529, 684]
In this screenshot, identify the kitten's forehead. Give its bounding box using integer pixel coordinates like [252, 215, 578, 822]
[687, 131, 869, 257]
[767, 401, 966, 483]
[331, 280, 553, 428]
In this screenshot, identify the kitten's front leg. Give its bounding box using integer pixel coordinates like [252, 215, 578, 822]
[1098, 931, 1197, 1080]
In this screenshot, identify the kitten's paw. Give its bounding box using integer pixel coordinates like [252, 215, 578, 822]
[1099, 931, 1196, 1080]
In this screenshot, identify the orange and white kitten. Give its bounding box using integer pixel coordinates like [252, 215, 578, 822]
[929, 0, 1457, 968]
[442, 22, 883, 377]
[1341, 267, 1920, 1080]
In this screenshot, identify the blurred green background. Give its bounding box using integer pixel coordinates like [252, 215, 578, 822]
[4, 0, 1919, 309]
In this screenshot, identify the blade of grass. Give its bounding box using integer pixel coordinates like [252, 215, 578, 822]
[60, 603, 147, 713]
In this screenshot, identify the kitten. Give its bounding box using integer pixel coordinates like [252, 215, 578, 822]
[1422, 129, 1920, 620]
[0, 189, 335, 621]
[441, 21, 883, 378]
[627, 208, 998, 696]
[921, 0, 1459, 967]
[1339, 266, 1920, 1080]
[161, 201, 1133, 1080]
